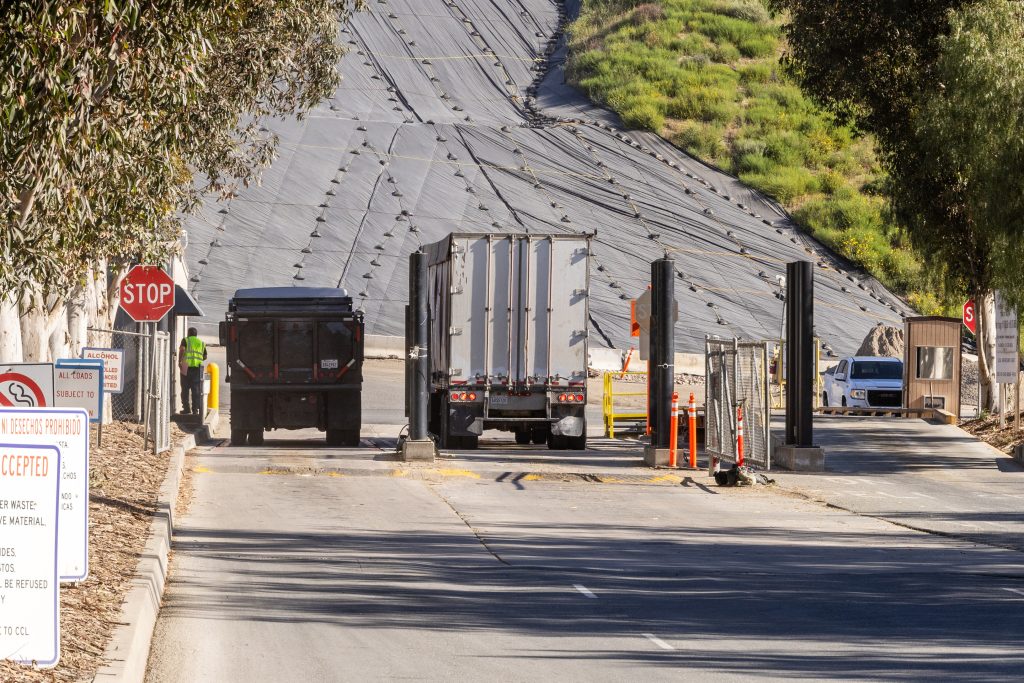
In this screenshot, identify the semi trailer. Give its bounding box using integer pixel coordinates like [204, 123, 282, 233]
[424, 233, 592, 450]
[220, 287, 364, 447]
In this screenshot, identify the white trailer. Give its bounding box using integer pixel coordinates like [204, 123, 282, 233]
[425, 233, 591, 449]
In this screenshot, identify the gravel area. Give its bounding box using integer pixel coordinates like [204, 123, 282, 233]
[0, 422, 177, 681]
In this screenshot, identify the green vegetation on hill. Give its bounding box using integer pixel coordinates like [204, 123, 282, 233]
[566, 0, 942, 313]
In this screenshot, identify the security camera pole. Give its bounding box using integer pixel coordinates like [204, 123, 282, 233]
[645, 255, 676, 467]
[402, 250, 437, 461]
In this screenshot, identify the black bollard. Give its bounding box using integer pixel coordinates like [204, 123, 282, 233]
[408, 251, 429, 443]
[652, 257, 676, 450]
[785, 261, 814, 447]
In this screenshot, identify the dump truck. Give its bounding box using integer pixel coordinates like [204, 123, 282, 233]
[220, 287, 364, 447]
[424, 233, 592, 450]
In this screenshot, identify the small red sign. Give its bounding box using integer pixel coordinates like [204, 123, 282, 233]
[120, 265, 175, 322]
[963, 299, 977, 335]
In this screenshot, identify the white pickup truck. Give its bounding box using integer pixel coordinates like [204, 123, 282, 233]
[822, 356, 904, 408]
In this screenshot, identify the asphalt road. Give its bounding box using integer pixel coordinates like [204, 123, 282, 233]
[146, 427, 1024, 681]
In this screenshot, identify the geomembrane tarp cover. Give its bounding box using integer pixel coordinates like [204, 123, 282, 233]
[183, 0, 911, 356]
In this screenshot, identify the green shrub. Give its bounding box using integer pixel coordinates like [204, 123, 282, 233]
[741, 166, 819, 203]
[568, 0, 932, 310]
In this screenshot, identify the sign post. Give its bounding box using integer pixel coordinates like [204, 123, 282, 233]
[0, 439, 62, 669]
[119, 266, 174, 453]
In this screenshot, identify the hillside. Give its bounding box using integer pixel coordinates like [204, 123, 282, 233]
[567, 0, 939, 313]
[181, 0, 912, 356]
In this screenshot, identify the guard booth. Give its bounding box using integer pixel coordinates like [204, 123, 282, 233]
[903, 316, 961, 419]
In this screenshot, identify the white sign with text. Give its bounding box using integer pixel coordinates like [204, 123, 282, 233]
[82, 348, 124, 394]
[995, 290, 1019, 385]
[0, 441, 61, 669]
[0, 408, 89, 582]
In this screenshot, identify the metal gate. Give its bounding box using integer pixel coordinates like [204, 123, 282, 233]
[705, 337, 771, 470]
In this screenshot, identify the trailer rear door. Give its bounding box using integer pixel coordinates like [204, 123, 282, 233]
[548, 238, 589, 384]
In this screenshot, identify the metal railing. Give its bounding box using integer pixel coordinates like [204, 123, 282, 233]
[602, 371, 649, 438]
[706, 337, 771, 469]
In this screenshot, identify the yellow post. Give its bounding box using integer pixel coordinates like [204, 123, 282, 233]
[205, 362, 220, 410]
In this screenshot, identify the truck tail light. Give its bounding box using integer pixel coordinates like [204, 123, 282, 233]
[450, 392, 478, 402]
[575, 394, 585, 402]
[450, 392, 459, 401]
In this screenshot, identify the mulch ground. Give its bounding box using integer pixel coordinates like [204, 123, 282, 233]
[0, 421, 182, 681]
[960, 412, 1024, 454]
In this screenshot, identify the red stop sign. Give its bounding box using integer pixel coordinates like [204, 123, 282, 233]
[963, 299, 977, 335]
[120, 265, 176, 322]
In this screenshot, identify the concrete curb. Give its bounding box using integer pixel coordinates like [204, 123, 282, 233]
[95, 414, 217, 682]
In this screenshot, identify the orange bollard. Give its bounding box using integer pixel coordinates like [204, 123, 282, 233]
[736, 405, 744, 467]
[669, 392, 679, 468]
[620, 347, 634, 379]
[688, 392, 697, 469]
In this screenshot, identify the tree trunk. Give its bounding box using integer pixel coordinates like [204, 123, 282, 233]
[0, 293, 23, 363]
[20, 288, 66, 362]
[976, 290, 998, 412]
[67, 270, 93, 358]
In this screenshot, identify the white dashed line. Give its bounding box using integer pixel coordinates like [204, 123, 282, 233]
[642, 633, 674, 650]
[573, 584, 597, 599]
[1001, 588, 1024, 598]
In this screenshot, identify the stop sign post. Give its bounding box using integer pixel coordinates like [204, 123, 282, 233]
[120, 265, 175, 323]
[963, 299, 977, 335]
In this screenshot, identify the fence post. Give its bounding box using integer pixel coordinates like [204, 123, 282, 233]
[688, 392, 697, 469]
[669, 392, 679, 468]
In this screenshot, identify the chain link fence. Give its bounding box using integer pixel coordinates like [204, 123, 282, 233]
[89, 327, 172, 453]
[705, 337, 771, 470]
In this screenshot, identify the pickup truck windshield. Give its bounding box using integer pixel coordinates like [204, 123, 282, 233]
[851, 361, 903, 380]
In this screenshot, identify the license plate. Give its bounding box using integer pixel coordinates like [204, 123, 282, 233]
[489, 395, 509, 405]
[320, 359, 339, 369]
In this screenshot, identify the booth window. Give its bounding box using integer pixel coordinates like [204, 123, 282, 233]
[916, 346, 953, 380]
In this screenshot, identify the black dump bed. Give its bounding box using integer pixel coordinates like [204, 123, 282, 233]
[221, 287, 363, 388]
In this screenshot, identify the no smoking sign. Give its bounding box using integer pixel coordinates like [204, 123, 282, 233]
[0, 364, 54, 408]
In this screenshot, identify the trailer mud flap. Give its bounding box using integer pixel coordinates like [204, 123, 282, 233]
[448, 403, 483, 436]
[551, 415, 583, 437]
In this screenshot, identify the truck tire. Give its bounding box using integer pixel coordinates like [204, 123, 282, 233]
[342, 430, 361, 447]
[230, 429, 248, 446]
[547, 434, 568, 450]
[531, 427, 548, 445]
[514, 429, 531, 445]
[248, 430, 264, 446]
[326, 429, 344, 447]
[567, 433, 587, 451]
[461, 434, 479, 450]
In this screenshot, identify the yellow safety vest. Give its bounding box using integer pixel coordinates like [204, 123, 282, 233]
[185, 336, 206, 368]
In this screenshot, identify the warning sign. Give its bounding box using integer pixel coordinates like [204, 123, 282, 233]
[0, 441, 61, 669]
[0, 364, 54, 408]
[0, 408, 89, 583]
[82, 348, 124, 394]
[54, 361, 104, 423]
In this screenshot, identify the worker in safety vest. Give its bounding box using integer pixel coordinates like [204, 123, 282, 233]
[178, 327, 207, 416]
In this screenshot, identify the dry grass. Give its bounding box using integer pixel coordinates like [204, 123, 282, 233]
[0, 421, 174, 681]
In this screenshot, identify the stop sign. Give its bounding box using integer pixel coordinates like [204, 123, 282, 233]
[120, 265, 176, 322]
[963, 299, 977, 335]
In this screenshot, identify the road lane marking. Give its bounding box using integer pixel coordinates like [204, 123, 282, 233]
[642, 634, 674, 650]
[574, 584, 597, 599]
[1001, 588, 1024, 598]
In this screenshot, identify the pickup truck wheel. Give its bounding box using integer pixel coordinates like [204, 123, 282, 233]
[841, 396, 847, 407]
[230, 429, 248, 446]
[248, 430, 264, 446]
[514, 429, 531, 445]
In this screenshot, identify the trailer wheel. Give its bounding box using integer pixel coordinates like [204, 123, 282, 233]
[547, 434, 568, 450]
[514, 429, 531, 445]
[342, 430, 361, 447]
[230, 429, 248, 446]
[248, 430, 264, 446]
[460, 435, 479, 450]
[326, 429, 344, 447]
[567, 434, 587, 451]
[531, 427, 548, 445]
